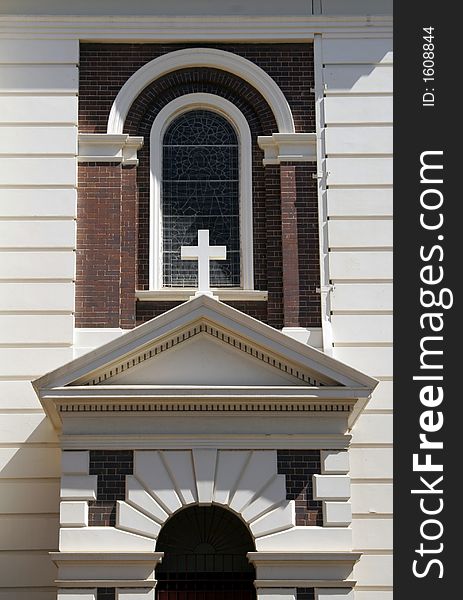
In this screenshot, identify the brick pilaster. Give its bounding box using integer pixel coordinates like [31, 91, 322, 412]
[76, 163, 122, 328]
[280, 162, 321, 328]
[265, 165, 284, 329]
[88, 450, 134, 527]
[120, 165, 138, 328]
[280, 164, 300, 327]
[277, 449, 323, 526]
[97, 589, 115, 600]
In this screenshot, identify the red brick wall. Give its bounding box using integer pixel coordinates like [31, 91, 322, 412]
[76, 163, 122, 328]
[120, 166, 138, 328]
[77, 43, 321, 330]
[280, 162, 320, 328]
[88, 450, 133, 527]
[297, 589, 315, 600]
[97, 590, 115, 600]
[136, 299, 269, 327]
[277, 449, 323, 526]
[281, 165, 300, 327]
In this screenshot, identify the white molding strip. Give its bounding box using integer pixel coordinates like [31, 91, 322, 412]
[51, 552, 162, 588]
[255, 580, 355, 588]
[257, 133, 317, 165]
[136, 289, 267, 302]
[107, 48, 295, 135]
[60, 434, 351, 451]
[78, 134, 144, 165]
[0, 16, 393, 42]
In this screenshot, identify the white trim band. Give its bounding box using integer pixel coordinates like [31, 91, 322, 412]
[136, 289, 267, 302]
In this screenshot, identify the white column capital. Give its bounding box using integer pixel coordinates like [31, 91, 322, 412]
[257, 133, 317, 165]
[78, 133, 144, 166]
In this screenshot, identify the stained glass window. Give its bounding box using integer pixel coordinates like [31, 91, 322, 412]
[162, 109, 240, 287]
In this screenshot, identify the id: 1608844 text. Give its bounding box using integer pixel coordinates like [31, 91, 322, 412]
[422, 26, 436, 107]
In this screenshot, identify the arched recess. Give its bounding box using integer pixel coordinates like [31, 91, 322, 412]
[150, 93, 253, 290]
[155, 505, 256, 595]
[107, 47, 295, 135]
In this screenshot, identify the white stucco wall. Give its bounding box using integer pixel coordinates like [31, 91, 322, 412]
[0, 38, 78, 598]
[319, 35, 393, 600]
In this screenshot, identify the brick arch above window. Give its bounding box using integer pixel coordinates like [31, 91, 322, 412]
[78, 42, 315, 135]
[107, 47, 295, 135]
[124, 66, 279, 137]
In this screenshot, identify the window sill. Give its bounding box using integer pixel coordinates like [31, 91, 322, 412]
[136, 289, 268, 302]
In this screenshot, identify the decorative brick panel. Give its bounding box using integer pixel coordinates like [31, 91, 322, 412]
[76, 163, 122, 328]
[97, 589, 115, 600]
[277, 450, 323, 526]
[77, 43, 321, 330]
[280, 162, 320, 328]
[120, 166, 138, 328]
[281, 164, 299, 327]
[264, 165, 284, 329]
[88, 451, 133, 526]
[297, 589, 315, 600]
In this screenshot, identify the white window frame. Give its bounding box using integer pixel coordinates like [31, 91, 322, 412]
[150, 93, 254, 291]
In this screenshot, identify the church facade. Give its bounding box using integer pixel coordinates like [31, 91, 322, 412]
[0, 2, 393, 600]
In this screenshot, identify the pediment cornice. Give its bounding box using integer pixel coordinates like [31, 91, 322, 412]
[74, 320, 328, 387]
[33, 295, 377, 431]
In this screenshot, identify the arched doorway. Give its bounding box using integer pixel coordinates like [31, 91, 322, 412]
[156, 505, 256, 599]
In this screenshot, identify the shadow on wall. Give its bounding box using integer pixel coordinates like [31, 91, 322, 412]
[0, 398, 60, 587]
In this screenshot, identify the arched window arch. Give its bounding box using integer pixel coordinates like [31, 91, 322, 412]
[150, 93, 253, 291]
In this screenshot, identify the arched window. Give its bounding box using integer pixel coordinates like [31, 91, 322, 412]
[150, 93, 254, 292]
[162, 109, 240, 288]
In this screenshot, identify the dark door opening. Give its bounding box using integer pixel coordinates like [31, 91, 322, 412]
[156, 505, 256, 599]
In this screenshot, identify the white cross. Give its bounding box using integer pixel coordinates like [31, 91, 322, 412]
[181, 229, 227, 296]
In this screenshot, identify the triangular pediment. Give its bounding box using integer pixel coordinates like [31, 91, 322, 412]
[33, 295, 377, 428]
[95, 325, 318, 387]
